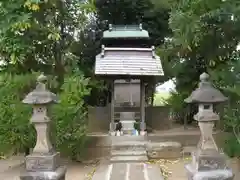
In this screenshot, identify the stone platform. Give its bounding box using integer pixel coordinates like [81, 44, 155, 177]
[86, 127, 229, 160]
[92, 163, 164, 180]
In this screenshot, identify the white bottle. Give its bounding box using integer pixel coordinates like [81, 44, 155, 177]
[135, 130, 139, 136]
[116, 130, 121, 136]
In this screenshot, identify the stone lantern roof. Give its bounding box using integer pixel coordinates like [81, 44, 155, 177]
[22, 73, 58, 104]
[184, 72, 228, 104]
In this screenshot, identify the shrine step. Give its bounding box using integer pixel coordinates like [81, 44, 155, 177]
[110, 155, 148, 163]
[111, 140, 148, 163]
[111, 150, 147, 156]
[111, 141, 146, 151]
[110, 136, 146, 141]
[146, 141, 183, 159]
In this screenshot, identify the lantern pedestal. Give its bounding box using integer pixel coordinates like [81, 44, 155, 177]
[185, 150, 234, 180]
[20, 115, 67, 180]
[20, 154, 66, 180]
[185, 121, 234, 180]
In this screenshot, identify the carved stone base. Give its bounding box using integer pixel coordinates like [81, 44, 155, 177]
[185, 163, 234, 180]
[185, 149, 234, 180]
[26, 152, 60, 171]
[20, 166, 66, 180]
[192, 150, 227, 171]
[20, 152, 66, 180]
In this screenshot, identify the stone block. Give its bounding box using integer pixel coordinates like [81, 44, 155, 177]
[26, 152, 60, 171]
[20, 166, 66, 180]
[147, 141, 182, 159]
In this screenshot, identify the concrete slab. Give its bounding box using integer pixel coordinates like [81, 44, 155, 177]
[92, 163, 164, 180]
[146, 163, 164, 180]
[110, 163, 127, 180]
[129, 163, 145, 180]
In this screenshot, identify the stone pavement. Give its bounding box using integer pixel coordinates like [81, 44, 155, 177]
[92, 163, 164, 180]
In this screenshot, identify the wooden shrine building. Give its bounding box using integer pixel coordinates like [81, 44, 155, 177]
[94, 24, 164, 135]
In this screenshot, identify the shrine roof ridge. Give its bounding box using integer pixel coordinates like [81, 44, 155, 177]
[103, 47, 155, 51]
[103, 24, 149, 39]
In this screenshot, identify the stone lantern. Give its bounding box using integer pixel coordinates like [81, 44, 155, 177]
[20, 73, 66, 180]
[184, 72, 234, 180]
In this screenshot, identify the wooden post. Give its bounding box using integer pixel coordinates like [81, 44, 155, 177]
[110, 80, 115, 135]
[140, 79, 146, 135]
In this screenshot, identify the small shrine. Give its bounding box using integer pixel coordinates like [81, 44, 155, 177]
[95, 24, 164, 135]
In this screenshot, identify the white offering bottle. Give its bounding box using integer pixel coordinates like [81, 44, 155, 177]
[135, 130, 139, 136]
[116, 130, 121, 136]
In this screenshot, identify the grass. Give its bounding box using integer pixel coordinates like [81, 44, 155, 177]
[153, 92, 171, 106]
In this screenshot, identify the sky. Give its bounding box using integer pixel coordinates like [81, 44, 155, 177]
[156, 79, 176, 93]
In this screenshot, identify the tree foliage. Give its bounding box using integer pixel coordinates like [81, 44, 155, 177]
[0, 73, 36, 155]
[51, 72, 91, 160]
[0, 0, 95, 86]
[162, 0, 240, 85]
[152, 0, 240, 155]
[0, 0, 97, 158]
[210, 52, 240, 157]
[154, 0, 240, 119]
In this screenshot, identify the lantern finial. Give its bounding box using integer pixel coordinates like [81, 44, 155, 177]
[199, 72, 209, 82]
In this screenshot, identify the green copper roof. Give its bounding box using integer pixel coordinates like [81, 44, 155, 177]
[103, 24, 149, 39]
